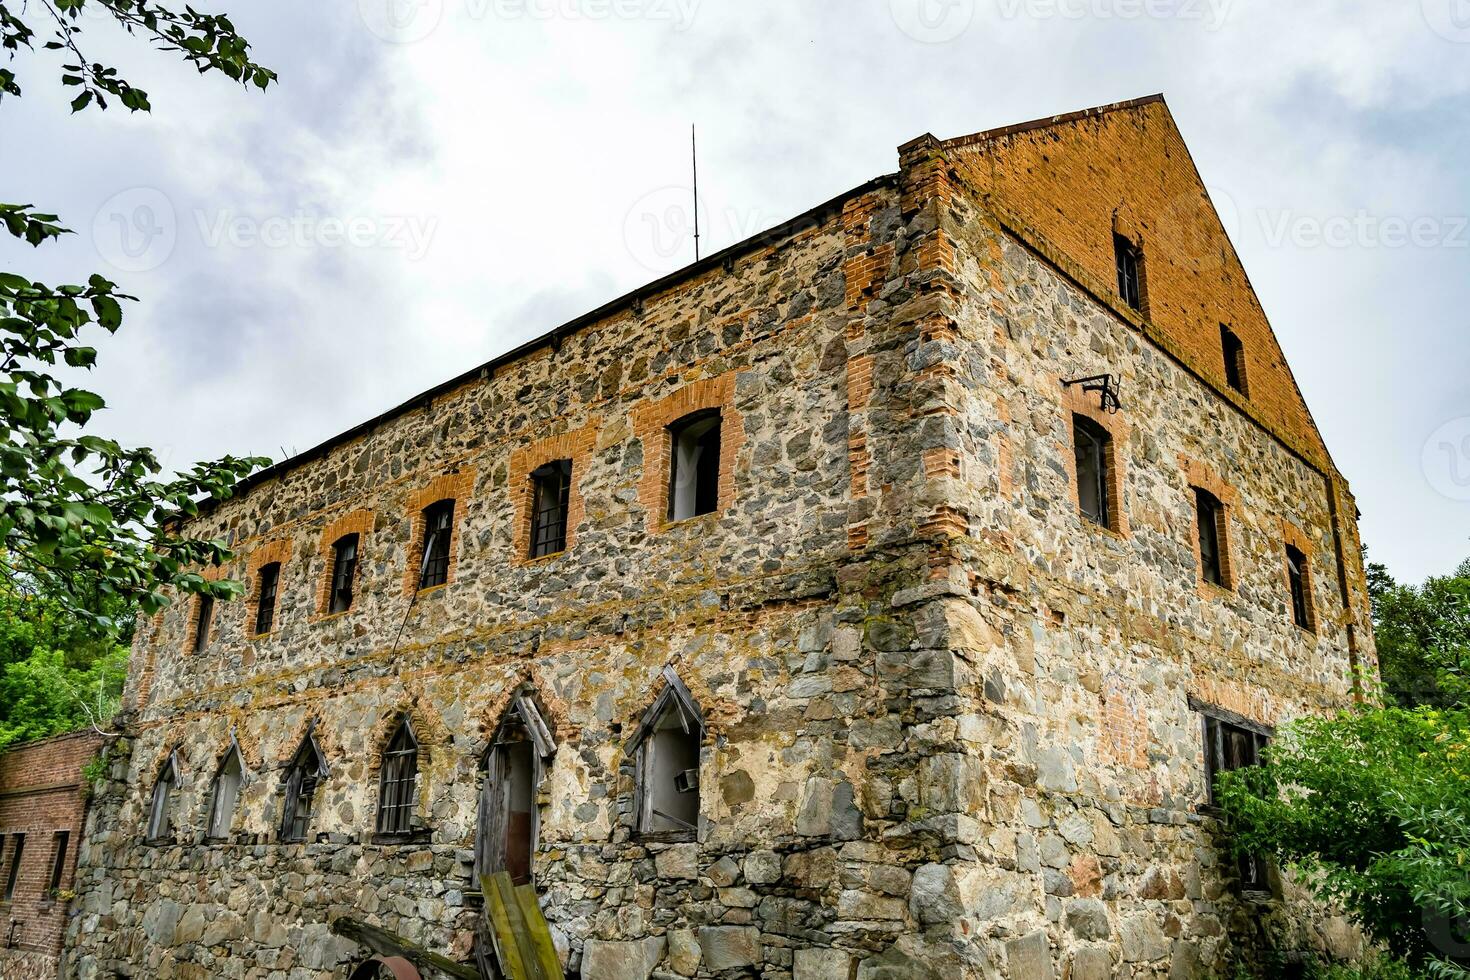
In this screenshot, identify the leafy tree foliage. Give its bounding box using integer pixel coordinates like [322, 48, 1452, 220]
[1, 0, 275, 632]
[1368, 558, 1470, 708]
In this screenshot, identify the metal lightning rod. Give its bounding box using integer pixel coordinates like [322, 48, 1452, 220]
[692, 124, 701, 262]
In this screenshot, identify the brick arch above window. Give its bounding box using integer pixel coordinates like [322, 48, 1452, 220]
[630, 371, 746, 532]
[245, 538, 292, 638]
[182, 563, 231, 657]
[401, 469, 475, 595]
[1179, 455, 1240, 595]
[509, 423, 598, 564]
[1061, 377, 1132, 537]
[314, 509, 375, 618]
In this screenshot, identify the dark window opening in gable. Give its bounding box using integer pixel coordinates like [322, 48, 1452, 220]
[279, 733, 327, 844]
[1202, 710, 1271, 890]
[146, 757, 177, 842]
[1221, 324, 1248, 395]
[193, 596, 214, 653]
[329, 534, 359, 614]
[476, 692, 556, 887]
[1073, 414, 1113, 529]
[209, 747, 244, 840]
[254, 562, 281, 635]
[632, 670, 705, 839]
[1114, 233, 1145, 312]
[418, 500, 455, 590]
[1195, 488, 1225, 586]
[3, 834, 23, 901]
[47, 831, 69, 893]
[1287, 544, 1313, 631]
[376, 719, 419, 837]
[530, 460, 573, 558]
[668, 410, 721, 522]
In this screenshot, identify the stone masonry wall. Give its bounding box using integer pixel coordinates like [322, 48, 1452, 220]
[0, 730, 105, 980]
[66, 100, 1374, 980]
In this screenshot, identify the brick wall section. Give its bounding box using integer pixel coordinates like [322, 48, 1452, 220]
[508, 423, 598, 563]
[629, 372, 744, 532]
[0, 730, 104, 976]
[943, 95, 1332, 471]
[401, 469, 476, 595]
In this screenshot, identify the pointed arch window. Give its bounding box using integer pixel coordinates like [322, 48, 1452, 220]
[208, 742, 245, 840]
[146, 752, 180, 843]
[376, 718, 420, 837]
[630, 669, 705, 840]
[279, 728, 328, 843]
[475, 691, 556, 887]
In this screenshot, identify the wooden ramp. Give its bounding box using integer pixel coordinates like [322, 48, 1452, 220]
[480, 872, 565, 980]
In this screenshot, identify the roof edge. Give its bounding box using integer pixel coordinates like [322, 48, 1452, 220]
[934, 93, 1166, 151]
[218, 172, 899, 504]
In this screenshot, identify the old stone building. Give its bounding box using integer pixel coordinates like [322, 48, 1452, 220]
[0, 730, 106, 979]
[65, 95, 1376, 980]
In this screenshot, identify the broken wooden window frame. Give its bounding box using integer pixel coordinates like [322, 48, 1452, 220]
[375, 717, 421, 839]
[1191, 695, 1273, 892]
[629, 667, 705, 842]
[417, 500, 455, 590]
[207, 736, 247, 841]
[475, 689, 557, 887]
[146, 750, 180, 844]
[279, 725, 329, 844]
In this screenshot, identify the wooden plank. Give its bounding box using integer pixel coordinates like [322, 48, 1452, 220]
[514, 883, 565, 980]
[481, 874, 530, 980]
[330, 916, 480, 980]
[492, 872, 544, 980]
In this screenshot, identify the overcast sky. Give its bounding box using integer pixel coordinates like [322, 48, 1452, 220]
[3, 0, 1468, 582]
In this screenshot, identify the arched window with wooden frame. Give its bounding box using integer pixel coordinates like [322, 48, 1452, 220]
[376, 718, 420, 838]
[279, 727, 328, 844]
[207, 738, 246, 841]
[475, 690, 556, 887]
[629, 668, 705, 841]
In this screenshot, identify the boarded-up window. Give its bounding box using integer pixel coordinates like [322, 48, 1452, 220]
[631, 669, 705, 839]
[209, 746, 244, 840]
[476, 691, 556, 888]
[279, 730, 327, 844]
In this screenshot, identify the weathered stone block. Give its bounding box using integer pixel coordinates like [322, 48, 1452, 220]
[581, 936, 666, 980]
[698, 926, 762, 971]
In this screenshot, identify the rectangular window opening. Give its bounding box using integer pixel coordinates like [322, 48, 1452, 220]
[1114, 233, 1144, 312]
[1073, 414, 1113, 529]
[529, 460, 573, 558]
[329, 534, 358, 614]
[1287, 544, 1313, 631]
[254, 562, 280, 635]
[668, 411, 721, 522]
[47, 831, 69, 893]
[209, 753, 243, 840]
[1203, 712, 1270, 890]
[1221, 324, 1248, 395]
[418, 500, 455, 590]
[4, 834, 24, 901]
[1195, 488, 1225, 587]
[192, 595, 214, 653]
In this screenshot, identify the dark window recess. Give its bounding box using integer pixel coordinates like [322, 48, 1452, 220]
[1073, 415, 1112, 529]
[3, 834, 23, 901]
[209, 747, 244, 839]
[668, 410, 721, 521]
[329, 534, 358, 614]
[530, 460, 573, 558]
[418, 500, 455, 589]
[1203, 713, 1270, 889]
[476, 692, 557, 888]
[1221, 324, 1248, 395]
[254, 562, 281, 635]
[192, 596, 213, 653]
[1114, 233, 1144, 311]
[279, 733, 327, 843]
[47, 831, 68, 892]
[1287, 545, 1313, 631]
[146, 757, 176, 842]
[633, 670, 705, 838]
[1195, 488, 1225, 586]
[376, 720, 419, 836]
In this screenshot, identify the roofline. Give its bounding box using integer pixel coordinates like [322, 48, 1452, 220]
[899, 93, 1167, 155]
[221, 172, 899, 502]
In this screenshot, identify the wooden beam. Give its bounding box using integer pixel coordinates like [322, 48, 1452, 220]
[330, 916, 480, 980]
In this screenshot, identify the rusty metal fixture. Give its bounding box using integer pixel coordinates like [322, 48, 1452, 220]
[349, 956, 422, 980]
